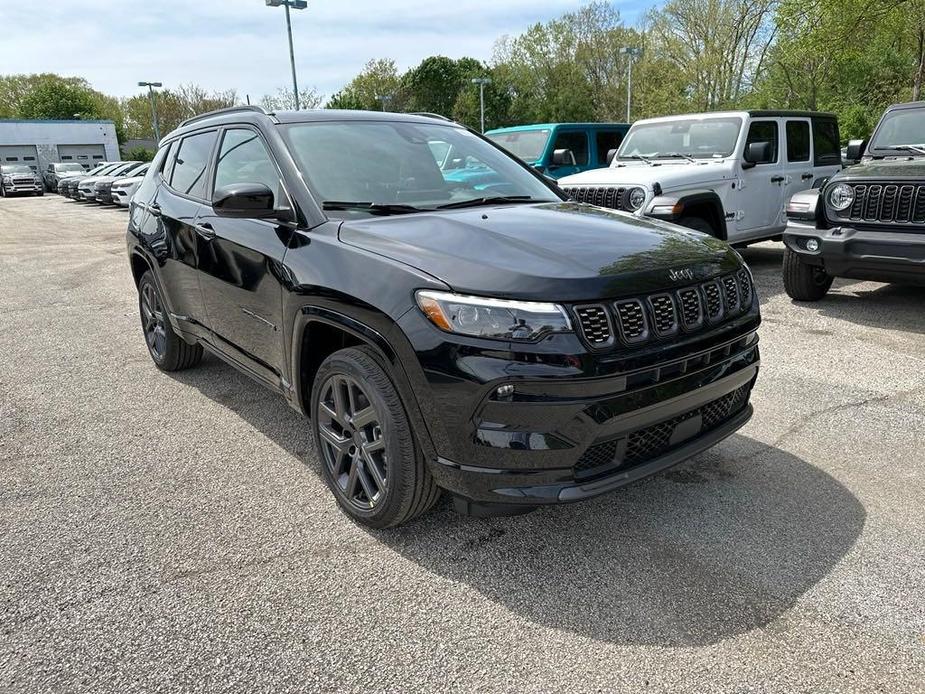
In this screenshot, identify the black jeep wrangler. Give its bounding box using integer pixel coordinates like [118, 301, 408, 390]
[783, 101, 925, 300]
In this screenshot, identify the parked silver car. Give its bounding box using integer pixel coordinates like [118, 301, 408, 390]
[1, 164, 44, 197]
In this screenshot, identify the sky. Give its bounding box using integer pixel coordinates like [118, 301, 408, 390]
[0, 0, 650, 102]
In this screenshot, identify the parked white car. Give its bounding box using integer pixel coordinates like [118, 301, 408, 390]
[110, 165, 149, 207]
[559, 110, 843, 244]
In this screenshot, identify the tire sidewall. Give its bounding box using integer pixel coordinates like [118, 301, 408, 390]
[310, 348, 419, 528]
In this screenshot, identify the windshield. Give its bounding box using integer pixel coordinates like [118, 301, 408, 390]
[1, 165, 34, 175]
[56, 163, 86, 172]
[617, 117, 743, 160]
[282, 120, 559, 215]
[487, 129, 550, 163]
[869, 109, 925, 152]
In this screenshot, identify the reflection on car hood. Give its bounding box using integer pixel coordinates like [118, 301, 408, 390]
[338, 202, 740, 301]
[836, 157, 925, 180]
[559, 160, 734, 190]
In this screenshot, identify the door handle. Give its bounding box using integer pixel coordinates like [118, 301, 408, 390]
[148, 202, 162, 217]
[801, 173, 814, 180]
[195, 222, 216, 240]
[770, 176, 785, 183]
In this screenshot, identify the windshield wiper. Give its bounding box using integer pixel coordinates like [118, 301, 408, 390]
[890, 144, 925, 155]
[434, 195, 543, 210]
[322, 201, 425, 215]
[660, 152, 697, 163]
[622, 154, 654, 165]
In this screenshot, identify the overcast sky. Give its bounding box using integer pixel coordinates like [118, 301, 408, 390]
[1, 0, 650, 102]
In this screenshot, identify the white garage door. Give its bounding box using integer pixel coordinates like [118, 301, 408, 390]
[0, 145, 40, 172]
[57, 144, 107, 170]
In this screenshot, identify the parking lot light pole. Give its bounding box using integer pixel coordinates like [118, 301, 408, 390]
[137, 81, 163, 143]
[265, 0, 308, 110]
[619, 47, 643, 122]
[471, 77, 492, 133]
[376, 94, 393, 111]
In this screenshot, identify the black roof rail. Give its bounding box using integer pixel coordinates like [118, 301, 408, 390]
[179, 105, 269, 128]
[408, 112, 453, 122]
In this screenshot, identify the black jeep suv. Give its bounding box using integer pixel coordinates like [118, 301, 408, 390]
[126, 106, 761, 527]
[784, 101, 925, 299]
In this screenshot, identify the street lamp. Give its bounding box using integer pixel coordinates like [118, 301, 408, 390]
[619, 47, 643, 122]
[265, 0, 308, 110]
[376, 94, 393, 111]
[137, 81, 163, 143]
[471, 77, 492, 133]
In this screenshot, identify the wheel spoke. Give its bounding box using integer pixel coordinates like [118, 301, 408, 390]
[356, 464, 377, 501]
[350, 406, 377, 431]
[363, 438, 385, 454]
[362, 448, 386, 491]
[346, 380, 359, 417]
[344, 459, 359, 499]
[332, 377, 348, 421]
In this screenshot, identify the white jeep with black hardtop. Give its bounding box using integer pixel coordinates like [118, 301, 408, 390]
[559, 110, 842, 244]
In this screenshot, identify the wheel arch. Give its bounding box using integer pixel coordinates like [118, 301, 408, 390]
[647, 189, 728, 239]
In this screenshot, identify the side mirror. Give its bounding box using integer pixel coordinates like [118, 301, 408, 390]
[606, 148, 618, 165]
[212, 182, 276, 218]
[845, 139, 866, 162]
[551, 148, 576, 167]
[743, 141, 773, 168]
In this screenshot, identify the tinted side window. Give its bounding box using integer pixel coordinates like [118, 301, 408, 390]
[213, 129, 281, 197]
[786, 121, 811, 162]
[553, 131, 589, 165]
[595, 130, 625, 165]
[170, 131, 217, 199]
[813, 119, 841, 166]
[745, 121, 779, 163]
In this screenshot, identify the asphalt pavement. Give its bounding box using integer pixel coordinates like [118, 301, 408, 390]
[1, 195, 923, 693]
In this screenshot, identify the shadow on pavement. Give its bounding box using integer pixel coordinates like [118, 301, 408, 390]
[172, 356, 866, 647]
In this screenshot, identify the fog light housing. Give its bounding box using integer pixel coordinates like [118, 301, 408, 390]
[805, 238, 820, 252]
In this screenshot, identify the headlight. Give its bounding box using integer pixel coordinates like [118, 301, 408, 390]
[828, 183, 854, 211]
[415, 290, 572, 341]
[1, 176, 10, 183]
[625, 187, 646, 211]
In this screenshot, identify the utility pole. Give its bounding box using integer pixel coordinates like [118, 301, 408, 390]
[137, 81, 163, 143]
[619, 47, 643, 122]
[265, 0, 308, 109]
[471, 77, 492, 133]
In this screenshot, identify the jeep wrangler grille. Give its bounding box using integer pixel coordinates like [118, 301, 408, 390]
[573, 271, 753, 349]
[847, 183, 925, 224]
[562, 186, 628, 211]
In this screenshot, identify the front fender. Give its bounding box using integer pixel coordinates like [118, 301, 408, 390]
[785, 188, 828, 229]
[645, 189, 728, 238]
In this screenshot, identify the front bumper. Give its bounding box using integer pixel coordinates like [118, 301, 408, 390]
[398, 307, 761, 506]
[784, 226, 925, 286]
[77, 187, 96, 201]
[4, 181, 42, 193]
[95, 186, 114, 203]
[112, 189, 131, 206]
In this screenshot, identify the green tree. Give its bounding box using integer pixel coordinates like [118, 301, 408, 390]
[402, 56, 485, 117]
[260, 86, 322, 112]
[326, 58, 403, 111]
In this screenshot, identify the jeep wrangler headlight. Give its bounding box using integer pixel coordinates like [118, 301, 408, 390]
[828, 183, 854, 211]
[625, 187, 646, 211]
[416, 290, 572, 341]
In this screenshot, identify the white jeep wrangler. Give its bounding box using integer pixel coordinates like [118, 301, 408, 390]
[559, 110, 842, 244]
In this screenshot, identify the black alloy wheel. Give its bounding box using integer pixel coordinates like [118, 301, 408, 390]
[137, 271, 203, 371]
[316, 374, 388, 510]
[140, 280, 168, 361]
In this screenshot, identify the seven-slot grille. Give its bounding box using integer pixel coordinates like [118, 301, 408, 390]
[574, 305, 613, 346]
[562, 186, 627, 210]
[573, 271, 753, 348]
[844, 183, 925, 224]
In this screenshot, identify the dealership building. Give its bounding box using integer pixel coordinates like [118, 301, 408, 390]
[0, 119, 120, 174]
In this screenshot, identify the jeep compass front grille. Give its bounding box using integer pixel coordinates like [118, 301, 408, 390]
[562, 186, 628, 211]
[845, 183, 925, 224]
[573, 272, 753, 349]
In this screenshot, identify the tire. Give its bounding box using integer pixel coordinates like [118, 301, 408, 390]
[677, 215, 717, 236]
[783, 247, 833, 301]
[310, 346, 440, 528]
[36, 190, 44, 197]
[0, 184, 6, 197]
[137, 271, 203, 371]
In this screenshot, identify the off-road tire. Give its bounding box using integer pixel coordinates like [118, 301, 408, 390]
[783, 247, 833, 301]
[677, 215, 716, 237]
[311, 346, 440, 528]
[138, 271, 203, 371]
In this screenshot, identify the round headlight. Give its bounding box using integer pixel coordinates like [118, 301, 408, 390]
[626, 187, 646, 211]
[828, 183, 854, 211]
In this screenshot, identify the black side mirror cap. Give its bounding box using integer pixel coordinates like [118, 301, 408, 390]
[742, 141, 773, 169]
[212, 182, 276, 219]
[606, 148, 618, 165]
[551, 148, 577, 167]
[845, 139, 866, 162]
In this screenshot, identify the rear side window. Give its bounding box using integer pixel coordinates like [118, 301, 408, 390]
[786, 121, 811, 162]
[552, 131, 589, 165]
[745, 121, 779, 163]
[213, 129, 281, 197]
[595, 130, 625, 165]
[170, 131, 217, 199]
[813, 119, 841, 166]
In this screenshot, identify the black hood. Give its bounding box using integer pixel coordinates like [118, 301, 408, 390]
[836, 157, 925, 181]
[338, 202, 741, 302]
